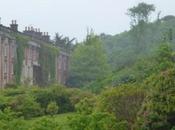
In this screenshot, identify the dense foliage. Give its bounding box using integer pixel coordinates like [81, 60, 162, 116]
[0, 85, 93, 118]
[135, 69, 175, 130]
[97, 84, 146, 128]
[1, 2, 175, 130]
[68, 32, 110, 87]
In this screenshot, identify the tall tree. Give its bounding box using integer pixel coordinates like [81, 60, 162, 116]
[127, 2, 155, 51]
[54, 33, 75, 51]
[68, 33, 110, 87]
[127, 2, 155, 26]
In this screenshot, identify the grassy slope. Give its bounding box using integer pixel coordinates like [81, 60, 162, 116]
[27, 113, 75, 130]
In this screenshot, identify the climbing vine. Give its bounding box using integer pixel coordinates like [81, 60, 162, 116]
[39, 43, 59, 85]
[13, 33, 59, 85]
[14, 35, 28, 84]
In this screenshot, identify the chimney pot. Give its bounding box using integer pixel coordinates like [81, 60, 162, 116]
[10, 20, 18, 31]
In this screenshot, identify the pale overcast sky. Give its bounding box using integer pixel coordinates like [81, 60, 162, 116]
[0, 0, 175, 41]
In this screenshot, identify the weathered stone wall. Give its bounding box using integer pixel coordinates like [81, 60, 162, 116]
[0, 23, 69, 87]
[56, 51, 69, 84]
[0, 34, 16, 87]
[21, 41, 40, 85]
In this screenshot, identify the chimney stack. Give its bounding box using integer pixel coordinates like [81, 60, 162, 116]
[42, 32, 50, 42]
[10, 20, 18, 32]
[23, 25, 50, 42]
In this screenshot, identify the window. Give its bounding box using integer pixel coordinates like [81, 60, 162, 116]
[4, 63, 7, 73]
[4, 44, 8, 56]
[11, 44, 15, 58]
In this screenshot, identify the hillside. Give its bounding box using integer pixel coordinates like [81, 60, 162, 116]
[85, 15, 175, 91]
[101, 15, 175, 70]
[1, 2, 175, 130]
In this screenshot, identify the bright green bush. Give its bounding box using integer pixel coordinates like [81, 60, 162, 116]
[0, 107, 28, 130]
[30, 117, 60, 130]
[66, 88, 95, 107]
[75, 97, 96, 115]
[69, 112, 127, 130]
[46, 101, 59, 116]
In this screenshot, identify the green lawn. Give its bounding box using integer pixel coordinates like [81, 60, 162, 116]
[27, 113, 75, 130]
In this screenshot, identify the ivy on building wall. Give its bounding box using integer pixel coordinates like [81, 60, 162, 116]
[14, 35, 28, 84]
[12, 33, 59, 85]
[39, 43, 59, 85]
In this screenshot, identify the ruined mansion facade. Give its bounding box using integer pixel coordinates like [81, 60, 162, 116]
[0, 20, 69, 87]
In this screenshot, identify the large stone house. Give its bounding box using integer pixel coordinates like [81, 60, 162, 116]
[0, 20, 69, 87]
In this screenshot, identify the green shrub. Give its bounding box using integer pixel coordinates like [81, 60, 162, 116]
[9, 95, 43, 118]
[136, 69, 175, 130]
[69, 112, 126, 130]
[46, 101, 59, 116]
[75, 97, 96, 115]
[30, 117, 60, 130]
[97, 84, 146, 128]
[0, 107, 28, 130]
[34, 86, 74, 113]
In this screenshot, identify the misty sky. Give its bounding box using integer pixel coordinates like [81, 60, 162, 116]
[0, 0, 175, 41]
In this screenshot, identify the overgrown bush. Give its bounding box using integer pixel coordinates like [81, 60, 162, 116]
[30, 117, 60, 130]
[9, 95, 43, 119]
[69, 112, 127, 130]
[136, 68, 175, 130]
[97, 84, 146, 128]
[33, 86, 74, 113]
[75, 97, 96, 115]
[46, 101, 59, 116]
[0, 107, 27, 130]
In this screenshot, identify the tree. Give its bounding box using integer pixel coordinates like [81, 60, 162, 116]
[68, 33, 110, 87]
[156, 44, 174, 71]
[46, 101, 59, 116]
[136, 68, 175, 130]
[127, 2, 155, 26]
[54, 33, 75, 51]
[127, 2, 155, 51]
